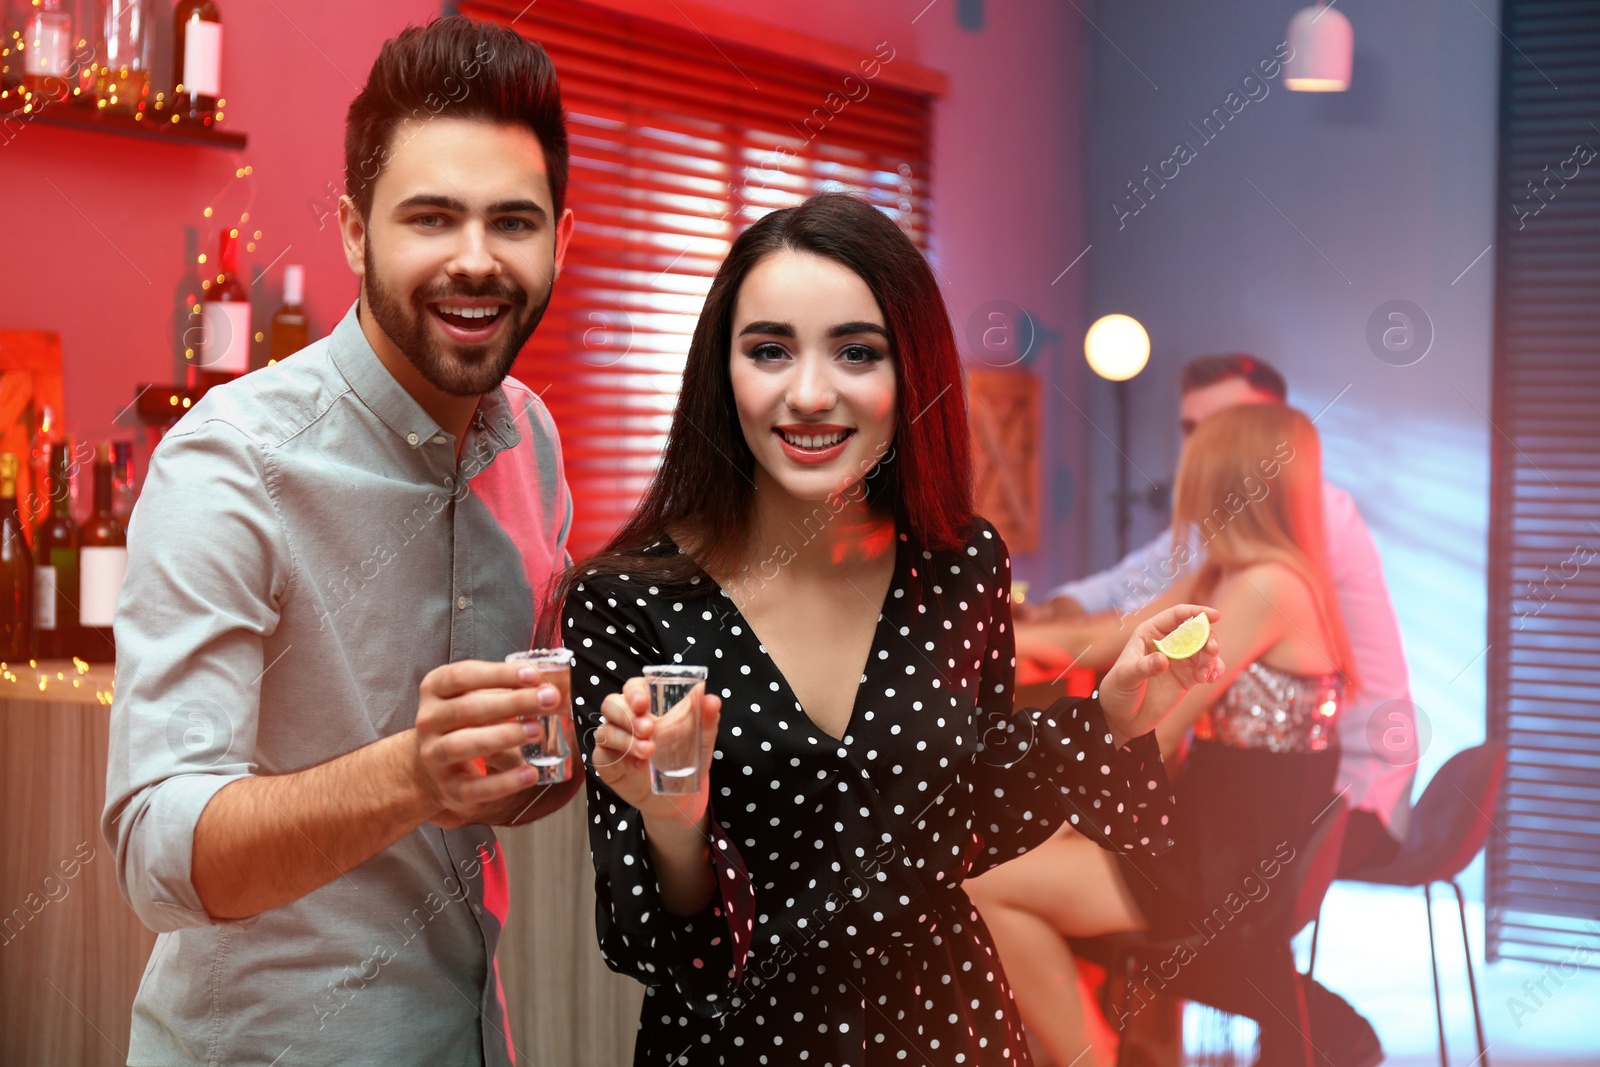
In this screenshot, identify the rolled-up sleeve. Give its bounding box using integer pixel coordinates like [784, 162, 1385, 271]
[101, 417, 293, 932]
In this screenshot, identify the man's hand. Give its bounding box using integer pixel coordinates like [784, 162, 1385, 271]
[1013, 594, 1087, 624]
[1098, 604, 1223, 747]
[411, 661, 563, 823]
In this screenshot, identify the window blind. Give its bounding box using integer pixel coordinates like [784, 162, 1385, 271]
[462, 0, 935, 556]
[1485, 0, 1600, 968]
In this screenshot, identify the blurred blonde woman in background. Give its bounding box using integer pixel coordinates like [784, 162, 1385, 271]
[970, 403, 1381, 1067]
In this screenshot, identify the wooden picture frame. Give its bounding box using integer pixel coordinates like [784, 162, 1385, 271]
[967, 368, 1039, 554]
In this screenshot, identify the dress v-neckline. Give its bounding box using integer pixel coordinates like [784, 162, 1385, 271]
[712, 534, 902, 745]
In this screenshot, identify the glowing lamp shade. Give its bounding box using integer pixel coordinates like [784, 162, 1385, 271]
[1084, 314, 1150, 382]
[1284, 4, 1353, 92]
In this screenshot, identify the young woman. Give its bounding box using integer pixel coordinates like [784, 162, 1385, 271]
[967, 402, 1358, 1067]
[560, 192, 1222, 1065]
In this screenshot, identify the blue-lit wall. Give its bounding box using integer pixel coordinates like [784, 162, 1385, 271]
[1075, 0, 1498, 801]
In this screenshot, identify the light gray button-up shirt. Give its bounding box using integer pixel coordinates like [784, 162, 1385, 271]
[103, 303, 572, 1067]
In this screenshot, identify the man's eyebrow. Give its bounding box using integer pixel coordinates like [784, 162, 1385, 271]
[486, 198, 549, 221]
[393, 194, 549, 222]
[394, 193, 467, 215]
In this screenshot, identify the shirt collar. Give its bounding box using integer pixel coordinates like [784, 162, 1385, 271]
[327, 300, 521, 454]
[473, 379, 522, 453]
[328, 302, 443, 447]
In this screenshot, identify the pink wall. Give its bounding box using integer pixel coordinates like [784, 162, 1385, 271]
[0, 0, 1085, 576]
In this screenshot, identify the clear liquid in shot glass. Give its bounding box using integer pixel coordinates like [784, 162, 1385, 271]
[643, 665, 708, 795]
[506, 648, 574, 785]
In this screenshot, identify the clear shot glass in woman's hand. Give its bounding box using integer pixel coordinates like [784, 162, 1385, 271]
[591, 674, 722, 830]
[641, 665, 710, 795]
[1098, 604, 1224, 746]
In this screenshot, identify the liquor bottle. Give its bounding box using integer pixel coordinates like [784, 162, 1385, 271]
[79, 443, 128, 662]
[27, 403, 58, 534]
[111, 441, 137, 525]
[97, 0, 152, 114]
[173, 0, 221, 123]
[196, 227, 249, 392]
[0, 454, 34, 663]
[34, 440, 79, 660]
[268, 265, 309, 366]
[22, 0, 73, 104]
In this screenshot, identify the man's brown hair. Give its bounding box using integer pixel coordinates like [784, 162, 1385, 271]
[344, 15, 569, 220]
[1179, 353, 1287, 400]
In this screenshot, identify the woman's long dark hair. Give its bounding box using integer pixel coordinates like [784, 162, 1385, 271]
[556, 192, 973, 602]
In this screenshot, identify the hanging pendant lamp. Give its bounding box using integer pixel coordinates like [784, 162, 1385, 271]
[1284, 2, 1353, 92]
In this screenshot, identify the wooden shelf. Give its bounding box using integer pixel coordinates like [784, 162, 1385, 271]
[1, 97, 246, 149]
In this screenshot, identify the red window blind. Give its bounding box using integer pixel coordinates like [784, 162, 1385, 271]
[462, 0, 936, 556]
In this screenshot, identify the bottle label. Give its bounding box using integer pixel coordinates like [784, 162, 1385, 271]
[201, 302, 251, 373]
[80, 547, 128, 628]
[35, 566, 57, 631]
[183, 20, 222, 98]
[24, 16, 71, 77]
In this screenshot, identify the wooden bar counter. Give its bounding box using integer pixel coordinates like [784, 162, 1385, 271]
[0, 661, 641, 1067]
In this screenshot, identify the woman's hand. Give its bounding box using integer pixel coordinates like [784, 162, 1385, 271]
[1098, 604, 1223, 747]
[591, 676, 722, 833]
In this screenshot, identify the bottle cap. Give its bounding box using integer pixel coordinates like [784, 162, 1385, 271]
[284, 264, 304, 306]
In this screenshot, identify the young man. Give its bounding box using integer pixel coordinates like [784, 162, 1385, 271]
[102, 18, 576, 1066]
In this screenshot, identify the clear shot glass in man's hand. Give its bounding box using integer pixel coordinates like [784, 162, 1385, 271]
[507, 648, 575, 785]
[411, 660, 563, 823]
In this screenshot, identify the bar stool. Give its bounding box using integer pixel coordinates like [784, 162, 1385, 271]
[1307, 742, 1507, 1067]
[1072, 798, 1351, 1067]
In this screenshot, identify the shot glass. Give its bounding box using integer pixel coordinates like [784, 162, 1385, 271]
[642, 664, 708, 795]
[505, 648, 574, 785]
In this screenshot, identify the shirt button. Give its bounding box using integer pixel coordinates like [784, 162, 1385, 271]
[433, 435, 447, 444]
[457, 596, 469, 610]
[406, 432, 419, 446]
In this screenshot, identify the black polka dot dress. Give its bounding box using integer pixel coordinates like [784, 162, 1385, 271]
[564, 519, 1175, 1066]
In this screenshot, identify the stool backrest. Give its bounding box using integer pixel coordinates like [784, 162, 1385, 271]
[1286, 797, 1349, 937]
[1399, 741, 1507, 883]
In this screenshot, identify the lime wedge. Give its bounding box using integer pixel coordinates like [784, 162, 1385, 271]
[1153, 613, 1210, 660]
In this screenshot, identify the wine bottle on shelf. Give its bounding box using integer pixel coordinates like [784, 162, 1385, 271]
[34, 440, 79, 661]
[28, 403, 58, 534]
[111, 441, 137, 525]
[80, 443, 128, 663]
[22, 0, 73, 104]
[268, 265, 309, 366]
[0, 454, 34, 664]
[173, 0, 221, 124]
[195, 227, 249, 393]
[97, 0, 153, 114]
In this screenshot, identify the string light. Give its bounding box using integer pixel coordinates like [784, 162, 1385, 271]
[0, 658, 112, 704]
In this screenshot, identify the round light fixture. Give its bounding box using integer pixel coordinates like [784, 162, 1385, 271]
[1084, 314, 1150, 382]
[1284, 3, 1353, 92]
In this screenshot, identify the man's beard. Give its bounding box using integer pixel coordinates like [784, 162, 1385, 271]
[363, 241, 553, 397]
